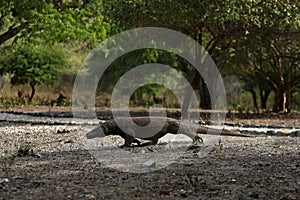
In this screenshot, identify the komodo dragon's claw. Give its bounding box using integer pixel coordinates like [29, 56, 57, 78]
[119, 138, 143, 148]
[193, 135, 203, 144]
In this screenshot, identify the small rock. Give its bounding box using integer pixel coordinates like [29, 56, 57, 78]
[178, 189, 192, 197]
[248, 192, 259, 199]
[184, 163, 193, 167]
[56, 129, 70, 134]
[140, 150, 146, 153]
[143, 160, 156, 167]
[33, 179, 47, 187]
[64, 139, 74, 144]
[230, 128, 240, 132]
[258, 162, 264, 167]
[86, 194, 96, 200]
[276, 131, 288, 136]
[0, 178, 9, 184]
[32, 153, 43, 159]
[17, 149, 31, 157]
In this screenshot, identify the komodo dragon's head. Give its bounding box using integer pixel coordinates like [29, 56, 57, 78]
[86, 121, 108, 139]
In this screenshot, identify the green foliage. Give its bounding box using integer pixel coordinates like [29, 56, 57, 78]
[0, 43, 68, 100]
[234, 0, 300, 112]
[95, 48, 189, 96]
[103, 0, 299, 112]
[0, 0, 108, 46]
[103, 0, 266, 109]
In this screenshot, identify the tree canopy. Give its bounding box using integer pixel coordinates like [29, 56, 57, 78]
[0, 0, 109, 101]
[104, 0, 300, 112]
[0, 43, 68, 101]
[0, 0, 108, 46]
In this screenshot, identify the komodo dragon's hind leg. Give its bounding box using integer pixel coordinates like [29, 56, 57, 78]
[178, 124, 203, 145]
[119, 128, 143, 148]
[193, 134, 203, 144]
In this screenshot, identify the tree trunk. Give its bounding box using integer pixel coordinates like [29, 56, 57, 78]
[249, 89, 258, 112]
[29, 84, 35, 102]
[259, 87, 270, 110]
[272, 89, 287, 112]
[181, 27, 213, 117]
[199, 78, 211, 109]
[286, 88, 292, 113]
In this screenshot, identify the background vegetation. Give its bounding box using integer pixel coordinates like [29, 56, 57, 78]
[0, 0, 299, 113]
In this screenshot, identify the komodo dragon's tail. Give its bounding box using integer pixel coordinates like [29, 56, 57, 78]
[196, 126, 253, 137]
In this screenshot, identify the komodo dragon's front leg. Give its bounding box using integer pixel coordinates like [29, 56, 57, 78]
[85, 123, 142, 148]
[119, 128, 143, 148]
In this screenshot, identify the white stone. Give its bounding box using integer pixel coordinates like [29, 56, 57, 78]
[143, 160, 156, 167]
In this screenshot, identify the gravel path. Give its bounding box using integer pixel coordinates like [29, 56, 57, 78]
[0, 120, 300, 199]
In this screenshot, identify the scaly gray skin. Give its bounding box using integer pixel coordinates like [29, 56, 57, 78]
[85, 117, 251, 147]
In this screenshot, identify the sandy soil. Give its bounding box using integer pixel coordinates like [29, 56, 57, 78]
[0, 108, 299, 199]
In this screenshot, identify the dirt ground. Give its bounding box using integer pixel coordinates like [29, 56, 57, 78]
[0, 107, 299, 199]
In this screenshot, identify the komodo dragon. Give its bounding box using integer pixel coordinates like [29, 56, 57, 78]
[85, 117, 251, 147]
